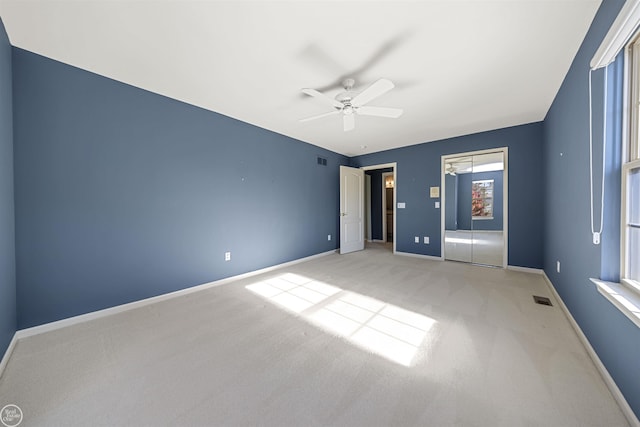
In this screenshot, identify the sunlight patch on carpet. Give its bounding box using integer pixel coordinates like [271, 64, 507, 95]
[246, 273, 436, 367]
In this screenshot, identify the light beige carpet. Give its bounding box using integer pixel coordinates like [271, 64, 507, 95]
[0, 243, 630, 426]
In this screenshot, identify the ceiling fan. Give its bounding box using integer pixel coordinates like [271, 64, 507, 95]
[300, 78, 403, 132]
[445, 163, 457, 176]
[445, 157, 473, 176]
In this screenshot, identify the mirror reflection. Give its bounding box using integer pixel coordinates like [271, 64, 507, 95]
[444, 151, 504, 267]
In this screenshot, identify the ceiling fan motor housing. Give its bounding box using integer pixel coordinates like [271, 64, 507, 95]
[335, 90, 359, 115]
[335, 91, 357, 103]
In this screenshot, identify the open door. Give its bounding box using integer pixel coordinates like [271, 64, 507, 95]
[340, 165, 365, 254]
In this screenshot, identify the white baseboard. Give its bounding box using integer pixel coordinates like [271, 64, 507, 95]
[543, 273, 640, 427]
[0, 333, 18, 381]
[395, 251, 443, 261]
[17, 249, 338, 340]
[393, 254, 544, 271]
[507, 265, 544, 274]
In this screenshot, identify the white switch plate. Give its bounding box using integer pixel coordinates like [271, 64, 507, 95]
[398, 202, 406, 209]
[435, 201, 440, 209]
[225, 252, 231, 261]
[424, 236, 429, 244]
[556, 261, 560, 273]
[328, 234, 331, 241]
[414, 236, 419, 243]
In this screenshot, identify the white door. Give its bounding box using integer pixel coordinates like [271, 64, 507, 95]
[340, 166, 365, 254]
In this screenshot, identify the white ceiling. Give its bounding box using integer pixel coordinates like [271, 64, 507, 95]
[0, 1, 601, 156]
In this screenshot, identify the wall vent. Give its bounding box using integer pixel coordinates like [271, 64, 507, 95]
[533, 295, 553, 306]
[317, 156, 327, 166]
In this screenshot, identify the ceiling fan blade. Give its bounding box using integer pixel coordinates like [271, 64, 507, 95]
[343, 114, 355, 132]
[349, 33, 411, 81]
[357, 106, 403, 118]
[299, 110, 340, 123]
[351, 78, 395, 107]
[302, 88, 343, 109]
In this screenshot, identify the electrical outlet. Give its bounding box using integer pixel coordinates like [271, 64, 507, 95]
[225, 252, 231, 262]
[414, 236, 419, 243]
[556, 261, 560, 273]
[424, 236, 429, 244]
[328, 234, 331, 241]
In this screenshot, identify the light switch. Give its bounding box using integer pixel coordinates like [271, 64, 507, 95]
[435, 201, 440, 209]
[398, 202, 406, 209]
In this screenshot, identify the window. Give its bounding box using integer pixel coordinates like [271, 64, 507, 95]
[623, 35, 640, 291]
[588, 3, 640, 329]
[624, 167, 639, 283]
[472, 179, 494, 219]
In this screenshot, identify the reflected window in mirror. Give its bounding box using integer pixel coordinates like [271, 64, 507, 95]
[472, 179, 494, 219]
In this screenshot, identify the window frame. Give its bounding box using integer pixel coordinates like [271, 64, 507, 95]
[621, 34, 640, 293]
[621, 159, 640, 292]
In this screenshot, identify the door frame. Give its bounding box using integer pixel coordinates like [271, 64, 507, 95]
[362, 163, 397, 254]
[440, 148, 508, 267]
[365, 174, 372, 242]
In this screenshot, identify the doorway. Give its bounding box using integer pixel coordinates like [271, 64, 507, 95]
[441, 148, 507, 267]
[362, 163, 397, 253]
[382, 172, 394, 243]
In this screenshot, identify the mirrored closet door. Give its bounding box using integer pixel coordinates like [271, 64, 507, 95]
[443, 150, 505, 267]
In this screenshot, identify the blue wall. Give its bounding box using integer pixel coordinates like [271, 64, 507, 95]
[543, 0, 639, 417]
[12, 49, 348, 328]
[0, 18, 15, 359]
[351, 123, 543, 269]
[456, 171, 503, 231]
